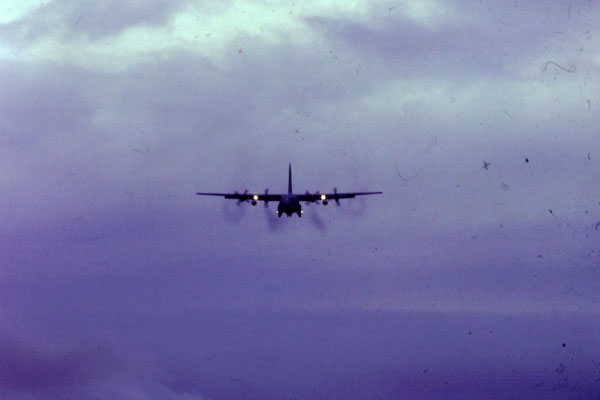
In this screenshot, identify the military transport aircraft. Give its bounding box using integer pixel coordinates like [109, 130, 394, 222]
[196, 164, 382, 217]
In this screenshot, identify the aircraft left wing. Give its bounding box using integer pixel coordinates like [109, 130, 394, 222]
[297, 190, 382, 203]
[196, 192, 283, 203]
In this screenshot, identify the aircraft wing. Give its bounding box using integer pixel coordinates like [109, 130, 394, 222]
[196, 192, 283, 202]
[297, 191, 382, 203]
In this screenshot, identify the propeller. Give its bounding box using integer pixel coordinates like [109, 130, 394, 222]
[236, 190, 249, 205]
[304, 191, 317, 205]
[305, 191, 324, 205]
[315, 191, 322, 204]
[333, 187, 340, 206]
[263, 189, 269, 207]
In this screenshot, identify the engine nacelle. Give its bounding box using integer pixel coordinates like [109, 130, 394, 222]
[322, 200, 328, 205]
[251, 200, 257, 206]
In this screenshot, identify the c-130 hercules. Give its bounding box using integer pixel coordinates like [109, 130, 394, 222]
[196, 164, 382, 217]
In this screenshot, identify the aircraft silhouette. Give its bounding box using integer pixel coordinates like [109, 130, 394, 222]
[196, 164, 382, 217]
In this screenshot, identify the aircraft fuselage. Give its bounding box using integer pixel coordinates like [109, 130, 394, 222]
[277, 195, 302, 217]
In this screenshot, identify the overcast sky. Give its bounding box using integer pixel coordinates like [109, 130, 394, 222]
[1, 1, 599, 399]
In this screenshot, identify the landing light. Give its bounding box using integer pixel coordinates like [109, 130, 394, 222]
[253, 194, 259, 201]
[320, 194, 326, 200]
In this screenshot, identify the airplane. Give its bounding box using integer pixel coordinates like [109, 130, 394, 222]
[196, 164, 382, 218]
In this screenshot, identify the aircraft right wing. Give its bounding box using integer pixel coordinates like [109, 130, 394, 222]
[196, 191, 283, 203]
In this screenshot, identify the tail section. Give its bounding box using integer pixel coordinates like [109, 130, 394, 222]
[288, 164, 293, 194]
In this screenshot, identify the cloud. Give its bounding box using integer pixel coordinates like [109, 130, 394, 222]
[0, 334, 95, 397]
[0, 329, 209, 400]
[1, 0, 190, 45]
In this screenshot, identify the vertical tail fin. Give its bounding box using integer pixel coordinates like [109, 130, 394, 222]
[288, 164, 292, 194]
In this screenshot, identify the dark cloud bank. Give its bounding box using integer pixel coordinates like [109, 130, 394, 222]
[1, 306, 599, 399]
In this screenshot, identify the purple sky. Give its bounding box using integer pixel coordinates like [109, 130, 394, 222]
[1, 1, 599, 399]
